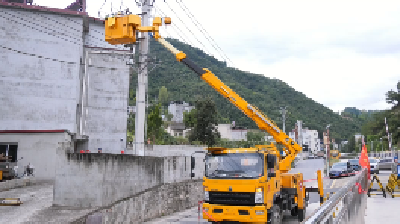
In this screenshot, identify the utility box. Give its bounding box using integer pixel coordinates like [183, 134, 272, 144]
[105, 14, 141, 45]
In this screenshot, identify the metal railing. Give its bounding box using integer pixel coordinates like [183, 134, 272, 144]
[303, 168, 368, 224]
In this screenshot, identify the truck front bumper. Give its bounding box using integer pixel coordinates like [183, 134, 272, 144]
[202, 203, 269, 223]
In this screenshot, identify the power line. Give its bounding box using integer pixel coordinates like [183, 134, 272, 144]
[154, 5, 194, 46]
[0, 10, 130, 47]
[175, 0, 234, 66]
[163, 1, 211, 55]
[0, 44, 130, 70]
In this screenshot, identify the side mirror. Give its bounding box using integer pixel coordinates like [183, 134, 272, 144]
[191, 156, 195, 169]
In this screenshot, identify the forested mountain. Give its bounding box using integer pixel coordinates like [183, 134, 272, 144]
[129, 38, 362, 141]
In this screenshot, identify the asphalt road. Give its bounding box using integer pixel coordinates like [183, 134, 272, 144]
[0, 183, 53, 224]
[146, 158, 356, 224]
[365, 170, 400, 224]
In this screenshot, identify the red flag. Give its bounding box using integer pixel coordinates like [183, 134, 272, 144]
[359, 143, 370, 180]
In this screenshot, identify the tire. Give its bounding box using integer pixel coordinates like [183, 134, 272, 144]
[298, 208, 306, 222]
[271, 204, 282, 224]
[291, 206, 298, 216]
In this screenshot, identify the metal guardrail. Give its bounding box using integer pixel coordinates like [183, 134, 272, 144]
[302, 168, 368, 224]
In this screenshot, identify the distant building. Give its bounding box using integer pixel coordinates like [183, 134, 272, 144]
[216, 124, 248, 141]
[355, 134, 364, 143]
[167, 101, 195, 123]
[289, 128, 319, 154]
[165, 122, 189, 138]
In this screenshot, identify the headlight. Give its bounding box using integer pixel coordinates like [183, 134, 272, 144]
[255, 188, 263, 203]
[204, 191, 209, 201]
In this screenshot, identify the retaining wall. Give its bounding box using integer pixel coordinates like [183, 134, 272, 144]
[72, 179, 203, 224]
[0, 176, 37, 192]
[53, 141, 205, 208]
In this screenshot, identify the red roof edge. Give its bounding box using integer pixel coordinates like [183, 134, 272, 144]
[0, 130, 68, 134]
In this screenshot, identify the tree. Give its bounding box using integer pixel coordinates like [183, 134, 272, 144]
[386, 81, 400, 109]
[188, 97, 221, 147]
[129, 89, 135, 106]
[147, 104, 163, 143]
[184, 109, 197, 128]
[158, 86, 169, 106]
[246, 131, 265, 142]
[346, 134, 356, 153]
[127, 114, 135, 133]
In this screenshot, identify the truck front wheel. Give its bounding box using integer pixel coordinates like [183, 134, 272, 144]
[270, 205, 283, 224]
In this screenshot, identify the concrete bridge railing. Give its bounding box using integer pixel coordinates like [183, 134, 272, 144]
[303, 168, 368, 224]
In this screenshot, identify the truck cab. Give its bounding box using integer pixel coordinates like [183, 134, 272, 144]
[201, 145, 304, 223]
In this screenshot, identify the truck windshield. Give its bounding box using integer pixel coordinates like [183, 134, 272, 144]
[205, 153, 264, 179]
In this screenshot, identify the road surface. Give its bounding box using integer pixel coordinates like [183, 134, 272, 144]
[145, 158, 355, 224]
[365, 170, 400, 224]
[0, 182, 95, 224]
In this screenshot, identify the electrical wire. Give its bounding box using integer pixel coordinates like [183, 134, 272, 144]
[164, 1, 211, 55]
[0, 9, 131, 48]
[0, 14, 81, 45]
[0, 44, 130, 70]
[154, 5, 194, 46]
[98, 0, 108, 17]
[176, 0, 234, 66]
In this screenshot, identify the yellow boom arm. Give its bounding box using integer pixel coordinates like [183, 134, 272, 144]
[103, 15, 302, 173]
[154, 37, 301, 173]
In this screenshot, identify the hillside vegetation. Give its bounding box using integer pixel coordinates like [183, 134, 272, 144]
[129, 38, 363, 141]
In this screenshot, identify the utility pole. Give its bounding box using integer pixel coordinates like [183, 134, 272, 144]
[326, 125, 330, 175]
[135, 0, 152, 156]
[297, 120, 304, 159]
[371, 141, 374, 156]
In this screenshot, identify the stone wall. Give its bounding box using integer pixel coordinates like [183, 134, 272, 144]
[72, 179, 203, 224]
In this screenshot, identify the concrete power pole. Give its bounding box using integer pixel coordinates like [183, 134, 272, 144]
[297, 120, 303, 159]
[135, 0, 152, 156]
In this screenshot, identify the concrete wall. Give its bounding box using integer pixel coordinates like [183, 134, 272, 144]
[53, 142, 205, 208]
[0, 5, 131, 155]
[73, 179, 203, 224]
[0, 6, 83, 132]
[0, 132, 71, 180]
[84, 20, 129, 51]
[83, 49, 130, 153]
[131, 145, 207, 180]
[0, 176, 37, 192]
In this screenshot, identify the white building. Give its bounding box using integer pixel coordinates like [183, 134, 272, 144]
[0, 3, 130, 181]
[167, 101, 195, 123]
[289, 128, 319, 154]
[355, 134, 364, 143]
[216, 124, 248, 141]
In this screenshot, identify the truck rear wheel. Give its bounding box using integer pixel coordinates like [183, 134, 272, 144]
[298, 208, 306, 222]
[290, 206, 298, 216]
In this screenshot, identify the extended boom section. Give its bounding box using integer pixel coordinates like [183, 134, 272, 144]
[156, 37, 301, 173]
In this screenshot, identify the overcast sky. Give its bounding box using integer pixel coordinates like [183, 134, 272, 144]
[35, 0, 400, 113]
